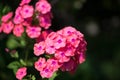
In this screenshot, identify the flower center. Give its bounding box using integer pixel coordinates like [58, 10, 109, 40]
[57, 39, 62, 43]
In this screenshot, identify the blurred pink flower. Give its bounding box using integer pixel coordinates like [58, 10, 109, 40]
[45, 38, 56, 54]
[20, 5, 34, 18]
[35, 0, 51, 14]
[13, 14, 24, 24]
[15, 7, 22, 15]
[13, 24, 24, 37]
[55, 50, 70, 63]
[40, 66, 54, 78]
[26, 26, 41, 38]
[16, 67, 27, 80]
[46, 58, 61, 72]
[34, 41, 45, 56]
[2, 21, 14, 34]
[20, 0, 31, 6]
[64, 44, 75, 56]
[39, 13, 52, 29]
[62, 26, 76, 36]
[54, 34, 66, 49]
[1, 12, 13, 22]
[67, 34, 80, 48]
[34, 57, 46, 71]
[78, 53, 86, 64]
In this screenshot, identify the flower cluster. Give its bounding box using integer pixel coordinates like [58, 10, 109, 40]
[16, 67, 27, 80]
[34, 26, 87, 78]
[0, 0, 87, 79]
[0, 0, 52, 38]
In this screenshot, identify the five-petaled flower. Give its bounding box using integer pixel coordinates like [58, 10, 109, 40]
[16, 67, 27, 80]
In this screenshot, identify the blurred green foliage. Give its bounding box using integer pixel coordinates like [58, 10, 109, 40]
[0, 0, 120, 80]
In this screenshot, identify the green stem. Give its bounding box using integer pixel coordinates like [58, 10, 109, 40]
[25, 50, 29, 65]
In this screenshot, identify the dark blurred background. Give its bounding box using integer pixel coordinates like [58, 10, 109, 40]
[0, 0, 120, 80]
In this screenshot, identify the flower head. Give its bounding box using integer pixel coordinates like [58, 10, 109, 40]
[46, 58, 61, 72]
[40, 66, 54, 78]
[53, 34, 66, 49]
[20, 5, 34, 18]
[13, 14, 24, 24]
[34, 57, 46, 71]
[13, 24, 24, 37]
[39, 13, 52, 29]
[1, 12, 13, 22]
[34, 41, 45, 56]
[20, 0, 31, 6]
[26, 26, 41, 38]
[35, 0, 51, 14]
[2, 21, 14, 34]
[16, 67, 27, 80]
[55, 49, 70, 63]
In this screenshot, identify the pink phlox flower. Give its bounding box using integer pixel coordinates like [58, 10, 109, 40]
[20, 5, 34, 18]
[13, 14, 24, 24]
[55, 49, 70, 63]
[64, 44, 75, 56]
[67, 33, 80, 48]
[16, 67, 27, 80]
[54, 34, 66, 49]
[75, 52, 86, 64]
[20, 0, 31, 6]
[78, 53, 86, 64]
[13, 7, 24, 24]
[35, 0, 51, 14]
[15, 7, 22, 15]
[75, 31, 84, 39]
[46, 58, 61, 72]
[63, 26, 77, 36]
[39, 13, 52, 29]
[45, 32, 57, 54]
[47, 32, 57, 40]
[1, 12, 13, 22]
[26, 26, 41, 38]
[56, 29, 63, 35]
[45, 38, 56, 54]
[13, 24, 24, 37]
[40, 66, 54, 78]
[34, 57, 46, 71]
[2, 21, 14, 34]
[34, 41, 45, 56]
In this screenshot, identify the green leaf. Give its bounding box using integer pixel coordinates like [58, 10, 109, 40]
[7, 61, 21, 74]
[31, 75, 36, 80]
[20, 59, 26, 66]
[7, 61, 20, 69]
[20, 39, 26, 47]
[6, 35, 20, 49]
[2, 6, 11, 14]
[49, 72, 58, 80]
